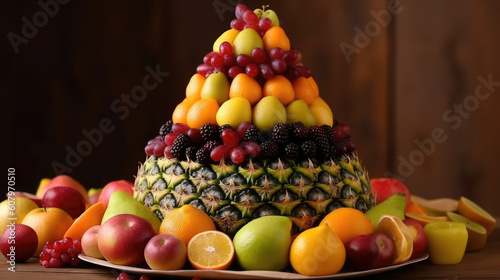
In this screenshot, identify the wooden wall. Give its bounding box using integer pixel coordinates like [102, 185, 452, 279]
[3, 0, 499, 215]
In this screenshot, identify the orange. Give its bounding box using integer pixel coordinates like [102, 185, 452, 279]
[319, 207, 373, 245]
[187, 230, 234, 270]
[457, 196, 497, 236]
[186, 98, 219, 129]
[22, 207, 74, 255]
[185, 73, 206, 100]
[159, 205, 216, 246]
[40, 175, 89, 203]
[262, 26, 290, 52]
[63, 202, 106, 240]
[172, 98, 197, 125]
[307, 77, 319, 98]
[405, 202, 430, 216]
[229, 73, 262, 105]
[263, 75, 295, 106]
[292, 77, 316, 105]
[290, 224, 345, 276]
[375, 215, 413, 264]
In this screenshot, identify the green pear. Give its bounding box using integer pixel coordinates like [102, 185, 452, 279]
[200, 72, 230, 106]
[233, 216, 292, 271]
[232, 28, 263, 57]
[213, 29, 239, 53]
[365, 193, 407, 228]
[101, 191, 161, 232]
[262, 9, 280, 27]
[286, 100, 316, 128]
[216, 97, 252, 128]
[252, 96, 286, 131]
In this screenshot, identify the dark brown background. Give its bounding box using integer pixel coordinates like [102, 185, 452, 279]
[2, 0, 499, 216]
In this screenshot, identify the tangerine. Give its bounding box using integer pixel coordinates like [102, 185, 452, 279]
[263, 75, 295, 106]
[262, 26, 290, 52]
[186, 98, 219, 129]
[229, 73, 262, 105]
[319, 207, 373, 244]
[186, 73, 206, 100]
[172, 98, 198, 125]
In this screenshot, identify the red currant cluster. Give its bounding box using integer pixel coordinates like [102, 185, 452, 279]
[39, 237, 82, 268]
[117, 272, 150, 280]
[196, 3, 311, 83]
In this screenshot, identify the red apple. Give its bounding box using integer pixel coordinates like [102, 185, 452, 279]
[346, 232, 395, 270]
[403, 218, 427, 259]
[1, 224, 38, 262]
[371, 178, 412, 211]
[144, 234, 186, 270]
[42, 186, 86, 219]
[98, 214, 157, 266]
[10, 192, 43, 207]
[82, 225, 104, 259]
[98, 180, 134, 207]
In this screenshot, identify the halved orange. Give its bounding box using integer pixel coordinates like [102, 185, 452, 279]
[457, 196, 497, 236]
[405, 212, 448, 226]
[375, 215, 413, 264]
[187, 230, 234, 270]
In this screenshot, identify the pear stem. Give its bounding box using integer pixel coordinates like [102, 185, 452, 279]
[262, 5, 269, 12]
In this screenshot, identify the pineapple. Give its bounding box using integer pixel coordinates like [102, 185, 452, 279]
[134, 153, 375, 235]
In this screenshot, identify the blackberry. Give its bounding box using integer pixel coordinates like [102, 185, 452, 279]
[310, 126, 330, 159]
[204, 140, 221, 151]
[185, 146, 198, 161]
[284, 143, 299, 160]
[272, 123, 289, 146]
[290, 122, 309, 143]
[243, 125, 260, 142]
[260, 141, 279, 159]
[196, 147, 211, 164]
[321, 125, 336, 145]
[219, 124, 233, 136]
[171, 134, 192, 160]
[200, 124, 219, 141]
[301, 141, 317, 158]
[159, 120, 173, 138]
[258, 130, 273, 144]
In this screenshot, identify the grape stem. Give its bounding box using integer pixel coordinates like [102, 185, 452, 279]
[261, 5, 269, 12]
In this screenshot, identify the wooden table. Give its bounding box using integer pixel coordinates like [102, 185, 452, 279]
[2, 224, 499, 280]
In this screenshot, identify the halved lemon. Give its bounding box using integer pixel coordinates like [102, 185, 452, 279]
[187, 230, 234, 270]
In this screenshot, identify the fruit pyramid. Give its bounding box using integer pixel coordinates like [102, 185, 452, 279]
[133, 4, 376, 235]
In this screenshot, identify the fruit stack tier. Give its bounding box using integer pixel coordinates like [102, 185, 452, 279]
[133, 4, 376, 236]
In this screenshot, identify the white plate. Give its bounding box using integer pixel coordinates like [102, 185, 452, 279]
[79, 254, 428, 279]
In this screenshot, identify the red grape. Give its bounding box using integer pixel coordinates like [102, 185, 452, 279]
[236, 54, 252, 67]
[172, 123, 190, 135]
[283, 49, 302, 65]
[230, 147, 246, 164]
[246, 63, 259, 77]
[196, 63, 215, 77]
[187, 128, 203, 143]
[153, 142, 166, 157]
[228, 66, 244, 78]
[244, 23, 259, 31]
[295, 65, 312, 78]
[164, 133, 178, 146]
[235, 3, 250, 19]
[203, 51, 217, 65]
[271, 59, 287, 73]
[213, 66, 227, 74]
[259, 63, 274, 79]
[210, 145, 232, 161]
[243, 10, 259, 25]
[164, 145, 173, 158]
[259, 17, 272, 30]
[210, 53, 223, 67]
[145, 144, 154, 156]
[223, 54, 235, 66]
[269, 47, 284, 59]
[241, 141, 261, 157]
[147, 136, 161, 145]
[251, 48, 266, 64]
[231, 19, 245, 30]
[236, 122, 252, 140]
[221, 129, 239, 147]
[285, 66, 299, 81]
[219, 41, 233, 55]
[332, 124, 349, 140]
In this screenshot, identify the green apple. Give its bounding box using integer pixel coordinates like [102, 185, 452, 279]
[232, 28, 263, 57]
[200, 72, 230, 106]
[233, 216, 292, 270]
[286, 100, 316, 128]
[365, 193, 407, 228]
[101, 191, 161, 232]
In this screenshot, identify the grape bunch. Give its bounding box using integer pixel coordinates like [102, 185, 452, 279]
[39, 237, 82, 268]
[196, 3, 311, 82]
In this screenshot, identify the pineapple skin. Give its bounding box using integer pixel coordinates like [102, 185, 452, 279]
[134, 153, 375, 235]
